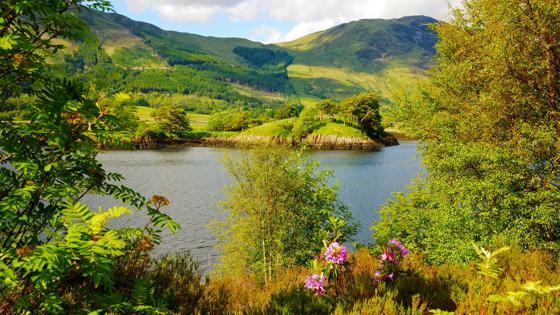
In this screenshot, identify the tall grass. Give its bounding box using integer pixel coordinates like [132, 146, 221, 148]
[203, 247, 560, 314]
[27, 247, 554, 314]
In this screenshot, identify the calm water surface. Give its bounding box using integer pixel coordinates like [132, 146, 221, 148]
[85, 142, 421, 270]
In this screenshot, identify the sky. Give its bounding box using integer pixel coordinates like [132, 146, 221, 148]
[111, 0, 461, 43]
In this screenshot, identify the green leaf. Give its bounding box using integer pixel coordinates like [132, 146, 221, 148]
[0, 36, 15, 50]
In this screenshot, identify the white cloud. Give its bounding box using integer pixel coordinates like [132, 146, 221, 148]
[155, 4, 220, 22]
[227, 1, 259, 22]
[273, 0, 461, 42]
[122, 0, 462, 41]
[282, 19, 342, 42]
[250, 25, 282, 43]
[262, 0, 384, 23]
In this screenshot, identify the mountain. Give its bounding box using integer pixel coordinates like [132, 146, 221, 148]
[278, 16, 438, 100]
[60, 11, 438, 105]
[80, 11, 291, 68]
[279, 16, 437, 72]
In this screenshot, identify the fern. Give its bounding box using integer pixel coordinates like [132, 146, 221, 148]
[472, 243, 510, 314]
[489, 281, 560, 307]
[132, 279, 153, 305]
[473, 244, 510, 280]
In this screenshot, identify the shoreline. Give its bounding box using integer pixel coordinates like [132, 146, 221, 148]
[129, 133, 401, 151]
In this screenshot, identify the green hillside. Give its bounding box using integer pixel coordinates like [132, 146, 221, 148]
[278, 16, 437, 99]
[70, 11, 436, 102]
[287, 63, 428, 100]
[278, 16, 437, 73]
[80, 11, 284, 67]
[53, 10, 294, 109]
[39, 10, 440, 130]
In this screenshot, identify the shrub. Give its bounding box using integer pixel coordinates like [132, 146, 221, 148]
[213, 147, 357, 283]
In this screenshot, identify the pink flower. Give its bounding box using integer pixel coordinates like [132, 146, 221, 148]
[388, 239, 409, 257]
[374, 239, 410, 284]
[400, 247, 410, 257]
[374, 272, 382, 283]
[380, 250, 396, 263]
[374, 271, 395, 283]
[324, 242, 348, 264]
[386, 273, 394, 281]
[304, 273, 327, 296]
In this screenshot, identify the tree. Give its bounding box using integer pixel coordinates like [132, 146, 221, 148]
[228, 111, 251, 131]
[374, 0, 560, 264]
[275, 97, 303, 120]
[208, 110, 252, 132]
[0, 1, 178, 312]
[292, 107, 324, 140]
[340, 92, 383, 138]
[100, 92, 140, 138]
[0, 0, 110, 99]
[213, 147, 357, 283]
[316, 98, 337, 121]
[153, 104, 192, 137]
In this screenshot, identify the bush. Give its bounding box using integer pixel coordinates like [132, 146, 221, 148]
[202, 247, 560, 314]
[375, 0, 560, 263]
[213, 147, 357, 283]
[111, 252, 229, 314]
[207, 111, 253, 132]
[292, 107, 325, 140]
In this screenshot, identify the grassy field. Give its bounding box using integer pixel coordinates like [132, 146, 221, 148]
[241, 119, 292, 137]
[297, 95, 322, 107]
[232, 84, 285, 102]
[133, 106, 210, 127]
[311, 122, 368, 138]
[241, 120, 368, 139]
[134, 106, 156, 123]
[188, 112, 211, 124]
[288, 63, 427, 100]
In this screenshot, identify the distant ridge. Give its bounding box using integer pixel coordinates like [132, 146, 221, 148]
[278, 15, 438, 72]
[73, 11, 438, 100]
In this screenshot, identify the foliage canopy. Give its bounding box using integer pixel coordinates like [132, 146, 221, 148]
[0, 0, 179, 312]
[375, 0, 560, 263]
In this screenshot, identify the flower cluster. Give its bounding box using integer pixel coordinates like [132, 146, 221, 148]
[375, 239, 409, 283]
[304, 242, 348, 295]
[388, 239, 409, 257]
[304, 273, 327, 296]
[324, 242, 348, 264]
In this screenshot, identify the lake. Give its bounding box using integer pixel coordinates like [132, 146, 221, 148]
[85, 142, 422, 270]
